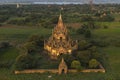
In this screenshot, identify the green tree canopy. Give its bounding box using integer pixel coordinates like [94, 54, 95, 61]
[15, 54, 37, 70]
[23, 42, 36, 53]
[77, 50, 91, 65]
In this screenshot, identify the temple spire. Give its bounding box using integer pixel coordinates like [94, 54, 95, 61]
[62, 58, 64, 63]
[59, 14, 62, 21]
[57, 14, 64, 28]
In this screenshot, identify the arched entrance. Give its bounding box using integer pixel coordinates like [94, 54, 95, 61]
[58, 58, 68, 74]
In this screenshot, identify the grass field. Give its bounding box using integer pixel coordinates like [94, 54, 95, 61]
[0, 47, 18, 61]
[0, 26, 51, 42]
[96, 22, 120, 28]
[93, 27, 120, 38]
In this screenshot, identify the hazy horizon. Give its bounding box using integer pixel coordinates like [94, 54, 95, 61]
[0, 0, 120, 4]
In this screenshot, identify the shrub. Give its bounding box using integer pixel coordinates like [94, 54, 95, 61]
[0, 42, 10, 49]
[71, 60, 82, 71]
[103, 25, 109, 29]
[89, 59, 99, 68]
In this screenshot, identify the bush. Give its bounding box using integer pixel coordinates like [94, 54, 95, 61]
[0, 42, 10, 49]
[71, 60, 82, 71]
[103, 25, 109, 29]
[89, 59, 99, 68]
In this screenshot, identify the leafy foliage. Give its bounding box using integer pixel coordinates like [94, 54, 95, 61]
[71, 60, 82, 71]
[89, 59, 99, 68]
[15, 54, 37, 70]
[58, 54, 75, 68]
[23, 42, 37, 53]
[0, 42, 10, 49]
[81, 15, 94, 22]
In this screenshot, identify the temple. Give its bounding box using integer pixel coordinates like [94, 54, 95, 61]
[44, 14, 78, 59]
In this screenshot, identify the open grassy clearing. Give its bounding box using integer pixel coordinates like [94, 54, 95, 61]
[0, 47, 19, 61]
[96, 22, 120, 28]
[102, 46, 120, 80]
[93, 28, 120, 37]
[0, 26, 51, 42]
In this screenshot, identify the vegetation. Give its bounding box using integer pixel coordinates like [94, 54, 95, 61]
[71, 60, 82, 71]
[89, 59, 99, 69]
[15, 54, 37, 70]
[0, 4, 120, 80]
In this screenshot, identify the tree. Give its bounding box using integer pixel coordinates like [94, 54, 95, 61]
[23, 42, 36, 53]
[28, 35, 44, 47]
[89, 59, 99, 68]
[99, 14, 114, 22]
[0, 42, 10, 49]
[84, 29, 91, 38]
[77, 50, 91, 66]
[58, 54, 75, 68]
[81, 15, 94, 22]
[15, 54, 37, 70]
[71, 60, 82, 71]
[76, 24, 88, 34]
[78, 40, 91, 50]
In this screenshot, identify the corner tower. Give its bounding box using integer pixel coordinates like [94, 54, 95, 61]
[44, 14, 78, 59]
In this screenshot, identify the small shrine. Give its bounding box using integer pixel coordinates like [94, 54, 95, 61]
[58, 58, 68, 74]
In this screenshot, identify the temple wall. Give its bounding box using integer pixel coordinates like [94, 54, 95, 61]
[15, 64, 105, 74]
[15, 68, 105, 74]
